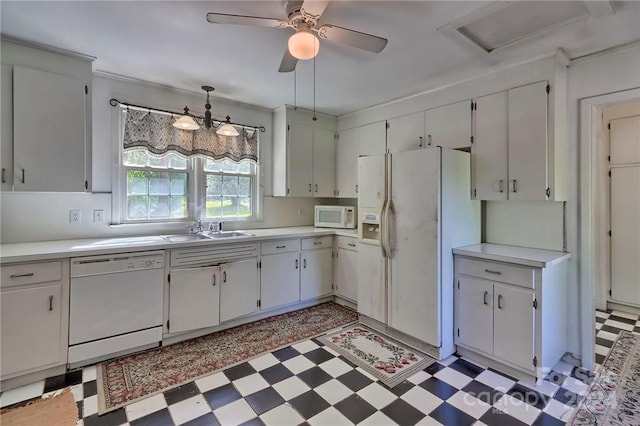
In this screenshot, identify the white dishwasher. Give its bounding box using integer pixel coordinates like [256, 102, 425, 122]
[68, 250, 165, 366]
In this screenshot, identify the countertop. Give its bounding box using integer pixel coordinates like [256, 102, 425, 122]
[0, 226, 358, 264]
[452, 243, 571, 268]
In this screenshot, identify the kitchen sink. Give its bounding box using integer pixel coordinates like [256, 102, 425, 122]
[162, 234, 213, 242]
[207, 231, 254, 239]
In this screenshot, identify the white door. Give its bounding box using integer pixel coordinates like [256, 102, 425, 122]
[357, 154, 386, 209]
[220, 259, 259, 322]
[493, 283, 535, 371]
[1, 284, 63, 377]
[389, 149, 440, 345]
[260, 252, 300, 310]
[425, 100, 472, 149]
[473, 91, 508, 200]
[508, 81, 548, 201]
[301, 249, 333, 300]
[288, 122, 314, 196]
[387, 111, 425, 153]
[312, 128, 336, 197]
[357, 243, 387, 323]
[456, 277, 493, 355]
[13, 66, 87, 192]
[610, 116, 640, 164]
[169, 266, 220, 334]
[1, 65, 12, 191]
[336, 248, 358, 302]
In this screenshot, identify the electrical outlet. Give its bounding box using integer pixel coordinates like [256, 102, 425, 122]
[94, 209, 104, 223]
[69, 210, 81, 224]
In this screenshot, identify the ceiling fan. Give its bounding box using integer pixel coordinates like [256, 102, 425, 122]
[206, 0, 388, 72]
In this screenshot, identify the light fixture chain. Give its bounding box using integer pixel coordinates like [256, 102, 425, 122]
[312, 41, 317, 121]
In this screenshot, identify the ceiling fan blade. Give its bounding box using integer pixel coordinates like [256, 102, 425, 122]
[279, 48, 298, 73]
[301, 0, 329, 22]
[206, 13, 286, 28]
[318, 24, 388, 53]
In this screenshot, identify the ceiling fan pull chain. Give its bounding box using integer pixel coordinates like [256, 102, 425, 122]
[294, 67, 297, 109]
[312, 47, 317, 121]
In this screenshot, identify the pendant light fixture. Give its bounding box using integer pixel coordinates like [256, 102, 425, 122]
[288, 22, 320, 60]
[217, 115, 240, 137]
[202, 85, 214, 129]
[173, 106, 200, 130]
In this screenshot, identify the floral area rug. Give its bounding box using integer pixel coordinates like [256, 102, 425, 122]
[320, 325, 435, 387]
[569, 330, 640, 425]
[97, 302, 357, 414]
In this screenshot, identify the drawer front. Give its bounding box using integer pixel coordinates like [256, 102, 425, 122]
[1, 261, 62, 288]
[302, 236, 333, 251]
[261, 239, 300, 255]
[457, 257, 534, 289]
[336, 236, 358, 251]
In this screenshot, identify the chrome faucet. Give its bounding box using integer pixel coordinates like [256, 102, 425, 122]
[196, 220, 204, 233]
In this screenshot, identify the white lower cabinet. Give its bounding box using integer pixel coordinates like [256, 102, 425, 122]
[169, 266, 220, 334]
[300, 237, 333, 300]
[1, 260, 69, 380]
[335, 237, 358, 303]
[220, 259, 259, 323]
[454, 251, 568, 379]
[260, 251, 300, 310]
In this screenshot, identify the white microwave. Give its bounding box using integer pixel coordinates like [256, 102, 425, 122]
[314, 205, 356, 229]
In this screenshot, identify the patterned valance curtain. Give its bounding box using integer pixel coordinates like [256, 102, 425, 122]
[122, 109, 258, 162]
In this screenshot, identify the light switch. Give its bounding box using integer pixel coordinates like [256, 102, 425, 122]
[69, 210, 81, 224]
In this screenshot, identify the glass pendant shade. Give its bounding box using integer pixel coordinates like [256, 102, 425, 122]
[288, 30, 320, 60]
[217, 123, 239, 137]
[173, 107, 200, 131]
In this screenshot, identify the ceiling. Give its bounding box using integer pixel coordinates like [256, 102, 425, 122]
[1, 1, 639, 116]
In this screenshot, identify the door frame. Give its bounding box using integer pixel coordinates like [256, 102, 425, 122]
[579, 88, 640, 370]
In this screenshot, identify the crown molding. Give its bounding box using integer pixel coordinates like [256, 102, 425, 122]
[1, 34, 96, 63]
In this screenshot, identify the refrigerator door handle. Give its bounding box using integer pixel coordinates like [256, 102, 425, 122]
[385, 200, 394, 258]
[380, 199, 388, 259]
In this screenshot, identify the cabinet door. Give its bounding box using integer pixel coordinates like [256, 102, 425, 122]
[336, 248, 357, 302]
[301, 249, 333, 300]
[357, 243, 386, 323]
[13, 66, 87, 192]
[169, 266, 220, 334]
[1, 65, 12, 191]
[456, 277, 493, 355]
[387, 112, 425, 153]
[288, 122, 314, 196]
[1, 284, 63, 377]
[473, 91, 508, 200]
[313, 128, 336, 197]
[260, 252, 300, 310]
[493, 283, 535, 371]
[508, 81, 548, 201]
[220, 259, 259, 323]
[425, 100, 472, 149]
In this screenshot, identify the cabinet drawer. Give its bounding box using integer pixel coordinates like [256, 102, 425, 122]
[261, 239, 300, 255]
[336, 236, 358, 251]
[1, 261, 62, 288]
[457, 258, 534, 289]
[302, 236, 333, 251]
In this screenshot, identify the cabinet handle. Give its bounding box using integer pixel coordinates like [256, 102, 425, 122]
[484, 269, 502, 275]
[428, 134, 432, 146]
[276, 245, 286, 249]
[483, 291, 488, 305]
[419, 136, 423, 147]
[308, 184, 312, 193]
[303, 258, 307, 269]
[499, 180, 504, 193]
[315, 184, 318, 193]
[49, 295, 54, 311]
[21, 168, 25, 184]
[314, 241, 322, 246]
[212, 274, 216, 286]
[355, 184, 358, 194]
[1, 168, 5, 183]
[498, 294, 503, 309]
[347, 243, 356, 247]
[223, 271, 227, 283]
[295, 259, 299, 269]
[10, 272, 34, 279]
[512, 179, 517, 193]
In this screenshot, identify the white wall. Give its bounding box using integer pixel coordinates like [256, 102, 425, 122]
[1, 70, 326, 243]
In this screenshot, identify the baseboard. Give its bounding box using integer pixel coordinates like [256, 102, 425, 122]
[1, 365, 66, 392]
[607, 301, 640, 316]
[333, 295, 356, 311]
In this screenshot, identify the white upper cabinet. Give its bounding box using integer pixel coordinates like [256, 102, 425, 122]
[387, 111, 425, 153]
[424, 100, 472, 149]
[1, 40, 93, 192]
[272, 106, 336, 197]
[473, 80, 565, 201]
[336, 121, 386, 198]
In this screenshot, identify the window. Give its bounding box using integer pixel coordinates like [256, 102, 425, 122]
[204, 159, 256, 219]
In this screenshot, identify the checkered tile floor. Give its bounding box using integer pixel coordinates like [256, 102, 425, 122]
[2, 309, 638, 426]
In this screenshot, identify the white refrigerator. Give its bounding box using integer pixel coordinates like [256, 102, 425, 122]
[357, 147, 480, 359]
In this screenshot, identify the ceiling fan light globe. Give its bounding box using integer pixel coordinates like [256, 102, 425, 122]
[217, 123, 240, 137]
[288, 31, 319, 60]
[173, 115, 200, 131]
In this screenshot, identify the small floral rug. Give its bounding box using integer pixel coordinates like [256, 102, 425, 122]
[97, 302, 357, 414]
[569, 330, 640, 425]
[320, 325, 435, 387]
